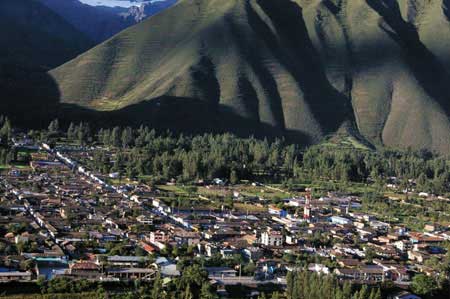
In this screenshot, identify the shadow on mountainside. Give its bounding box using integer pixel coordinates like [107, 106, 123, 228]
[443, 0, 450, 21]
[58, 96, 312, 145]
[0, 63, 61, 128]
[224, 12, 286, 129]
[0, 59, 311, 144]
[189, 46, 221, 107]
[366, 0, 450, 117]
[246, 0, 353, 134]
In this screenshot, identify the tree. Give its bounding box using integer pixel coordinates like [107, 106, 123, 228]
[271, 292, 280, 299]
[20, 259, 35, 271]
[111, 127, 121, 147]
[121, 127, 133, 148]
[364, 247, 376, 263]
[342, 281, 352, 298]
[243, 261, 256, 275]
[151, 273, 163, 299]
[96, 285, 106, 298]
[48, 119, 59, 134]
[183, 186, 198, 197]
[358, 285, 369, 299]
[46, 277, 71, 293]
[76, 122, 91, 145]
[183, 284, 194, 299]
[200, 283, 218, 299]
[135, 246, 146, 257]
[230, 169, 239, 184]
[411, 274, 438, 297]
[67, 122, 75, 140]
[126, 163, 138, 179]
[0, 117, 12, 141]
[370, 288, 381, 299]
[285, 270, 362, 299]
[36, 276, 46, 293]
[16, 241, 27, 254]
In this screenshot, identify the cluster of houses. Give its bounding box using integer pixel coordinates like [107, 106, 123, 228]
[0, 145, 448, 299]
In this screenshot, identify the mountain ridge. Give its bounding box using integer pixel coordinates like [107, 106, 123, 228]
[0, 0, 441, 155]
[37, 0, 177, 42]
[49, 0, 450, 154]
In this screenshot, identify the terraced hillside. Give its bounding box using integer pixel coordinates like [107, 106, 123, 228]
[50, 0, 450, 154]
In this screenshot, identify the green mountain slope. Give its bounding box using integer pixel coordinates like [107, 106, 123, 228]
[0, 0, 93, 125]
[50, 0, 450, 154]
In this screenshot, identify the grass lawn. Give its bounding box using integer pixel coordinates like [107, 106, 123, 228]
[237, 185, 291, 200]
[197, 184, 292, 200]
[234, 202, 266, 213]
[383, 192, 407, 201]
[156, 185, 189, 195]
[197, 186, 230, 197]
[321, 135, 372, 151]
[342, 136, 371, 151]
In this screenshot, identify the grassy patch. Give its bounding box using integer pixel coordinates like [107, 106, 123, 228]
[156, 185, 189, 195]
[234, 203, 266, 213]
[237, 185, 291, 200]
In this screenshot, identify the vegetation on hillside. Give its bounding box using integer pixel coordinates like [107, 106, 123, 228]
[49, 0, 450, 154]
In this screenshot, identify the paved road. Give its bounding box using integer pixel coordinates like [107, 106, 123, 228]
[209, 276, 286, 286]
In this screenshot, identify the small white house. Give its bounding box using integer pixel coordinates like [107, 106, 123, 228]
[109, 172, 120, 178]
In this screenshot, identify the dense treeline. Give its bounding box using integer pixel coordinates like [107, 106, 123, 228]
[301, 146, 450, 194]
[46, 122, 450, 193]
[90, 126, 299, 183]
[0, 265, 217, 299]
[286, 271, 381, 299]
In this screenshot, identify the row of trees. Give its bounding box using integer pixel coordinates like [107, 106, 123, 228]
[300, 145, 450, 194]
[66, 122, 92, 145]
[286, 270, 381, 299]
[89, 130, 299, 183]
[31, 265, 217, 299]
[361, 191, 450, 228]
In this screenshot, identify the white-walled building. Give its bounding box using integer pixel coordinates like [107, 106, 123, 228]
[261, 231, 283, 246]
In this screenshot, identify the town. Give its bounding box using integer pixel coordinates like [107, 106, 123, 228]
[0, 119, 448, 299]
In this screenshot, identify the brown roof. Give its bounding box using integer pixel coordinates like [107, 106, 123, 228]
[360, 266, 384, 274]
[71, 262, 99, 270]
[338, 258, 361, 267]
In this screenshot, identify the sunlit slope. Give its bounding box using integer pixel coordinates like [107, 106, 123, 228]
[50, 0, 450, 154]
